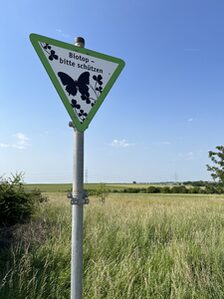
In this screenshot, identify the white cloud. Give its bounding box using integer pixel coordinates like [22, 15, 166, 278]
[0, 133, 29, 150]
[186, 152, 194, 160]
[0, 143, 10, 148]
[188, 118, 193, 122]
[154, 141, 171, 145]
[111, 139, 134, 148]
[56, 29, 71, 39]
[178, 151, 194, 160]
[15, 133, 29, 147]
[162, 141, 171, 145]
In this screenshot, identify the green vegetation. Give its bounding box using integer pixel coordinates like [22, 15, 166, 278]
[25, 181, 224, 194]
[0, 174, 46, 226]
[1, 192, 224, 298]
[94, 183, 109, 203]
[207, 145, 224, 185]
[24, 183, 72, 193]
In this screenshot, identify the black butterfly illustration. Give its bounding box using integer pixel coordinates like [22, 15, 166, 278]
[58, 71, 90, 98]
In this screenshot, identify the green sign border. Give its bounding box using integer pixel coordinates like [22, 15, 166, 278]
[30, 33, 125, 132]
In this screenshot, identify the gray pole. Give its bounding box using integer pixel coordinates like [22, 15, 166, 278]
[71, 130, 84, 299]
[69, 36, 87, 299]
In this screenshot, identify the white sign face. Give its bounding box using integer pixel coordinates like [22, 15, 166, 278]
[39, 43, 119, 122]
[30, 34, 125, 132]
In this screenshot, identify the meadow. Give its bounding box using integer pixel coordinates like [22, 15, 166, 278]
[1, 190, 224, 298]
[24, 183, 151, 193]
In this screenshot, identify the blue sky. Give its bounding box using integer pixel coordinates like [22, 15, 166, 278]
[1, 0, 224, 183]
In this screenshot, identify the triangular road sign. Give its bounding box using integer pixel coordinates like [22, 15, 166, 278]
[30, 33, 125, 132]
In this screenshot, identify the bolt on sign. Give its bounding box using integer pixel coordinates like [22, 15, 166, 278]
[30, 34, 125, 132]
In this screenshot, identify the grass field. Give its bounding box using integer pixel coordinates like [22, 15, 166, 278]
[24, 183, 157, 193]
[1, 192, 224, 298]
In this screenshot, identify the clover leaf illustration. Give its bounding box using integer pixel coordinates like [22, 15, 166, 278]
[41, 43, 58, 61]
[49, 50, 58, 61]
[92, 75, 103, 94]
[78, 109, 87, 122]
[93, 74, 103, 85]
[71, 99, 81, 109]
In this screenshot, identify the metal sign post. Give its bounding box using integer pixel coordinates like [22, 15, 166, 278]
[69, 37, 88, 299]
[30, 33, 125, 299]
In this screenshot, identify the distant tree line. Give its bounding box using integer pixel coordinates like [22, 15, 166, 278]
[182, 180, 213, 187]
[112, 184, 224, 194]
[87, 182, 224, 195]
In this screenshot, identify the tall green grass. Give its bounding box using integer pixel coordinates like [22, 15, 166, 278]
[1, 193, 224, 298]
